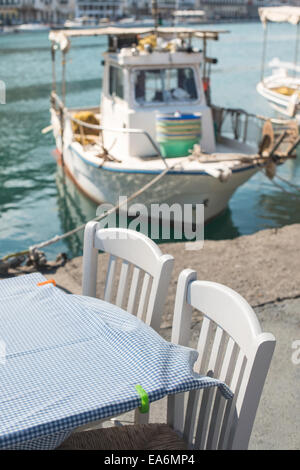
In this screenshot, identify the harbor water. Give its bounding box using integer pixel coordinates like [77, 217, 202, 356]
[1, 21, 300, 260]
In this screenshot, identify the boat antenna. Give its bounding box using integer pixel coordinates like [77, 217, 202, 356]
[152, 0, 159, 33]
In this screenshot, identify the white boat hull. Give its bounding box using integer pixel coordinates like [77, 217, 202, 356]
[17, 24, 50, 32]
[54, 142, 258, 223]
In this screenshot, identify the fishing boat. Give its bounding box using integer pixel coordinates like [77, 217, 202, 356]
[257, 6, 300, 122]
[173, 10, 206, 25]
[48, 26, 299, 223]
[17, 23, 50, 32]
[64, 17, 100, 29]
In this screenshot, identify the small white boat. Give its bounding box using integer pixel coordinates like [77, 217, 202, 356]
[118, 17, 137, 25]
[17, 23, 50, 32]
[64, 17, 98, 29]
[257, 6, 300, 122]
[117, 18, 161, 28]
[48, 26, 298, 222]
[173, 10, 206, 25]
[0, 25, 19, 34]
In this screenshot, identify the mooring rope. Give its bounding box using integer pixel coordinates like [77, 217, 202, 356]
[275, 174, 300, 192]
[1, 163, 176, 263]
[259, 167, 300, 197]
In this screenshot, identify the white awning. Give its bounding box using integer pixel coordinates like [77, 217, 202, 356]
[259, 6, 300, 25]
[49, 26, 228, 52]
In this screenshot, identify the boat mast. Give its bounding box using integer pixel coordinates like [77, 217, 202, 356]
[293, 22, 300, 78]
[152, 0, 159, 32]
[260, 21, 268, 82]
[51, 43, 56, 97]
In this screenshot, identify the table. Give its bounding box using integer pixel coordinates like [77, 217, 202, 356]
[0, 273, 232, 450]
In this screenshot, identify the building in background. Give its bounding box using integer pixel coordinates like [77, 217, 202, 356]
[75, 0, 123, 21]
[124, 0, 292, 21]
[122, 0, 197, 18]
[0, 0, 75, 25]
[195, 0, 295, 21]
[158, 0, 196, 13]
[74, 0, 198, 21]
[0, 0, 295, 26]
[0, 0, 21, 25]
[196, 0, 248, 20]
[122, 0, 149, 17]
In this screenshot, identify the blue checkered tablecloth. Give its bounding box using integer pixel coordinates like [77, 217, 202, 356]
[0, 273, 233, 450]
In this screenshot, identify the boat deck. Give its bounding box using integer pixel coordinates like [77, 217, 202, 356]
[69, 135, 258, 175]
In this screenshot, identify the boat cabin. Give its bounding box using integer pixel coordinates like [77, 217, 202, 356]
[101, 44, 216, 158]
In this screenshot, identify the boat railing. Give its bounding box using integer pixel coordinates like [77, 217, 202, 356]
[212, 105, 295, 147]
[51, 91, 169, 168]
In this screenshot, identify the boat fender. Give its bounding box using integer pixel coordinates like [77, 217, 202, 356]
[219, 167, 232, 182]
[259, 120, 274, 157]
[265, 159, 277, 180]
[203, 78, 210, 93]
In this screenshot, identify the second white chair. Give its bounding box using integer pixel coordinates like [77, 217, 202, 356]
[167, 269, 276, 449]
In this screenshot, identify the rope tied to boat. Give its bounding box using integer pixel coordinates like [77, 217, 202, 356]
[0, 163, 179, 274]
[261, 166, 300, 196]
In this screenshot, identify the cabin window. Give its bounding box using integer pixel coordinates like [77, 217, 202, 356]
[134, 68, 198, 104]
[109, 65, 124, 99]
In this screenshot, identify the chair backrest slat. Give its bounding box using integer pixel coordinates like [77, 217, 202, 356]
[183, 315, 214, 445]
[206, 389, 226, 449]
[127, 267, 141, 315]
[136, 272, 151, 321]
[219, 352, 247, 449]
[208, 338, 239, 449]
[104, 255, 117, 303]
[194, 326, 226, 449]
[168, 269, 275, 450]
[116, 260, 130, 308]
[204, 330, 230, 449]
[194, 316, 213, 373]
[183, 389, 200, 446]
[194, 387, 215, 449]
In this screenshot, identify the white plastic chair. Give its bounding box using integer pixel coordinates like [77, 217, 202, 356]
[167, 269, 276, 450]
[82, 221, 174, 333]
